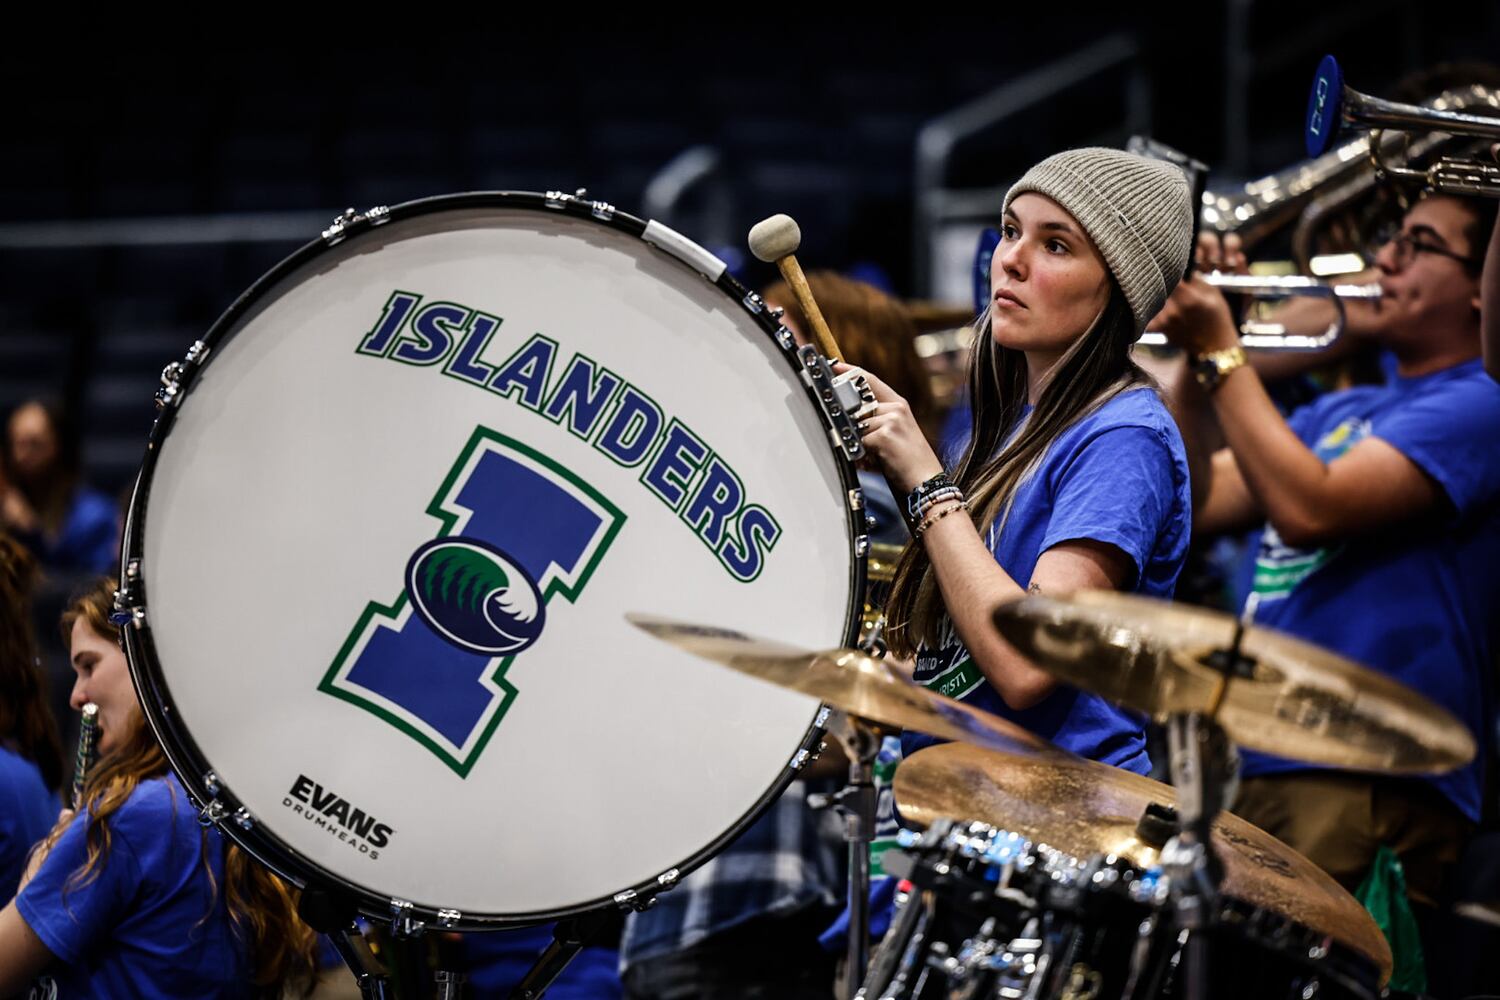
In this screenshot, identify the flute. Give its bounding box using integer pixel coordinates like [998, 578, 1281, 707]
[72, 703, 100, 809]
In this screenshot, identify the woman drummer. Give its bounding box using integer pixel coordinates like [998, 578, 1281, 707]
[851, 147, 1194, 772]
[0, 578, 320, 998]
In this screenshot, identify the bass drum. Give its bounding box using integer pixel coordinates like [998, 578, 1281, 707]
[118, 192, 866, 929]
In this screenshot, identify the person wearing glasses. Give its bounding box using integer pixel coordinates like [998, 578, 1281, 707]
[1153, 192, 1500, 943]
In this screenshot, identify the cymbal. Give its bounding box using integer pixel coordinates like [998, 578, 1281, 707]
[992, 591, 1474, 774]
[626, 614, 1062, 759]
[895, 742, 1392, 978]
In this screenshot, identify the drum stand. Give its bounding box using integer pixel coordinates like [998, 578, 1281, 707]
[1155, 612, 1251, 1000]
[810, 710, 885, 1000]
[507, 908, 618, 1000]
[297, 889, 394, 1000]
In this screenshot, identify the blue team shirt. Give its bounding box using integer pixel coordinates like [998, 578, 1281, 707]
[906, 387, 1193, 772]
[1240, 358, 1500, 822]
[16, 773, 253, 998]
[0, 746, 59, 905]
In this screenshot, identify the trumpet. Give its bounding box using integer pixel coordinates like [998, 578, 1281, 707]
[1139, 273, 1382, 351]
[1307, 55, 1500, 198]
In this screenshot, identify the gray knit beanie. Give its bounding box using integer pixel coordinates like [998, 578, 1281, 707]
[1003, 147, 1194, 334]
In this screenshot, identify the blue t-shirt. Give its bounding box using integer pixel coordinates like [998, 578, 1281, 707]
[1239, 358, 1500, 822]
[906, 387, 1192, 772]
[0, 746, 59, 905]
[16, 487, 118, 575]
[16, 773, 253, 998]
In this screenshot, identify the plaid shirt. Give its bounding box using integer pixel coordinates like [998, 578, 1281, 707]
[619, 779, 845, 969]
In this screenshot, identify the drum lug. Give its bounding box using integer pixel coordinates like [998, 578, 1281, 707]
[590, 200, 616, 222]
[436, 909, 462, 929]
[203, 770, 222, 797]
[614, 869, 679, 913]
[111, 562, 147, 630]
[389, 898, 425, 938]
[854, 536, 870, 558]
[544, 190, 574, 210]
[796, 346, 867, 462]
[774, 325, 795, 350]
[155, 340, 212, 411]
[199, 799, 227, 828]
[612, 889, 653, 912]
[231, 807, 256, 831]
[815, 705, 832, 729]
[790, 747, 814, 771]
[322, 206, 391, 246]
[742, 290, 766, 315]
[848, 488, 865, 512]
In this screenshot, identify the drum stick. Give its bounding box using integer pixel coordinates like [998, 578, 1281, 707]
[748, 214, 845, 362]
[72, 703, 99, 809]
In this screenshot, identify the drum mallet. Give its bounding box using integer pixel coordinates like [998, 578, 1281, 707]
[748, 214, 846, 362]
[748, 215, 876, 426]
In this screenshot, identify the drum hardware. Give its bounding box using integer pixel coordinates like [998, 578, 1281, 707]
[434, 969, 466, 1000]
[806, 710, 886, 1000]
[231, 806, 256, 831]
[154, 340, 210, 410]
[198, 798, 228, 828]
[799, 343, 875, 461]
[389, 898, 424, 938]
[1157, 711, 1235, 1000]
[111, 561, 146, 630]
[322, 206, 392, 246]
[510, 906, 622, 1000]
[299, 888, 394, 1000]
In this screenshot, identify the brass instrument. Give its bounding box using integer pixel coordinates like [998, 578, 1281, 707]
[1307, 55, 1500, 199]
[1139, 272, 1381, 350]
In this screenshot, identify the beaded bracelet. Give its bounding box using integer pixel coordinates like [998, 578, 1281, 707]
[914, 498, 969, 538]
[905, 472, 955, 522]
[912, 486, 963, 521]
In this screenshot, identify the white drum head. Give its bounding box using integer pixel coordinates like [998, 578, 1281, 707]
[126, 195, 862, 925]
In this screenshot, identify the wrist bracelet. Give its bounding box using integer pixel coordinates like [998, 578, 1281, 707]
[914, 499, 968, 538]
[905, 472, 956, 522]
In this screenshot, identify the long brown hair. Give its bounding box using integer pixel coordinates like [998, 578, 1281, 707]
[53, 579, 320, 997]
[0, 532, 64, 790]
[884, 284, 1151, 657]
[764, 271, 941, 443]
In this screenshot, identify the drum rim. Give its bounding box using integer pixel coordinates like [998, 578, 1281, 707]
[116, 190, 868, 929]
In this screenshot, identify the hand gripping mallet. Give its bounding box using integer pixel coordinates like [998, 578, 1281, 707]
[748, 214, 877, 424]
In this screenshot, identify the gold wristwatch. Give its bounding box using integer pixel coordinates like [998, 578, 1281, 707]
[1191, 344, 1247, 393]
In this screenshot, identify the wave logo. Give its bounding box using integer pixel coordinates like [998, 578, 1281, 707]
[321, 428, 625, 776]
[406, 539, 546, 656]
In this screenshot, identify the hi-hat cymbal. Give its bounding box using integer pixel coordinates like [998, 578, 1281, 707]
[895, 742, 1392, 978]
[626, 614, 1062, 758]
[992, 591, 1474, 774]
